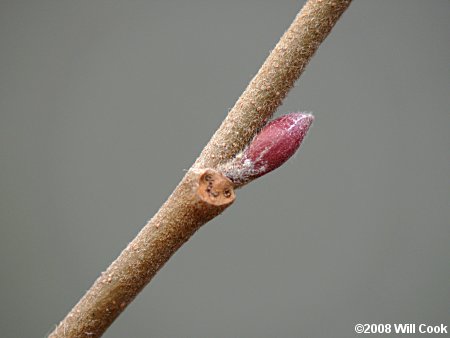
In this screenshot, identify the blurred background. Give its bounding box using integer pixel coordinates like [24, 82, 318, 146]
[1, 1, 449, 337]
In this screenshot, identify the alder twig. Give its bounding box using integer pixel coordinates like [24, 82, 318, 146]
[49, 1, 352, 337]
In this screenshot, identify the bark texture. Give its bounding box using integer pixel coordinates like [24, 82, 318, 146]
[49, 1, 352, 337]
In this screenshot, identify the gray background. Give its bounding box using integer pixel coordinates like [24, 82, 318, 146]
[1, 1, 449, 337]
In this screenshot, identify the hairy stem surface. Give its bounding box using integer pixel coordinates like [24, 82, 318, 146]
[49, 1, 352, 337]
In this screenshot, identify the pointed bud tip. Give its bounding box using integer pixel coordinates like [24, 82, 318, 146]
[282, 112, 314, 129]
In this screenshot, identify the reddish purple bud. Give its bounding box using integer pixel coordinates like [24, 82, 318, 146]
[221, 113, 314, 186]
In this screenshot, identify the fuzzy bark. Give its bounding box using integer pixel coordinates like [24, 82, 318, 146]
[49, 1, 352, 337]
[195, 0, 352, 169]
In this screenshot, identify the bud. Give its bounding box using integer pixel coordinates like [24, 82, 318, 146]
[220, 113, 314, 187]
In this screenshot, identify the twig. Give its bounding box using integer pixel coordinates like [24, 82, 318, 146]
[49, 1, 352, 337]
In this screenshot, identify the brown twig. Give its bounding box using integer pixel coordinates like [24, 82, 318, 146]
[49, 1, 352, 337]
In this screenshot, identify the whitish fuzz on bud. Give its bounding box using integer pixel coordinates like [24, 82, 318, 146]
[219, 113, 314, 187]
